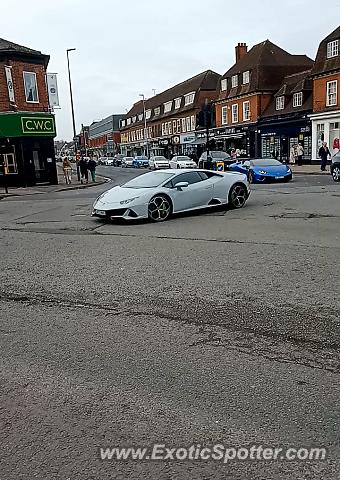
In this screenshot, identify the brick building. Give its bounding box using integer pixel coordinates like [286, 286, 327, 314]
[214, 41, 313, 157]
[120, 70, 220, 158]
[309, 26, 340, 160]
[0, 38, 57, 188]
[88, 114, 123, 157]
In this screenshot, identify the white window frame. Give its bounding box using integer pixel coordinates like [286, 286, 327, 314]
[121, 120, 126, 128]
[164, 101, 172, 113]
[126, 118, 131, 126]
[184, 91, 195, 106]
[168, 122, 172, 135]
[145, 109, 151, 120]
[326, 80, 337, 107]
[182, 117, 186, 133]
[242, 71, 250, 85]
[132, 116, 137, 123]
[242, 101, 250, 121]
[23, 71, 39, 103]
[186, 116, 191, 131]
[276, 96, 285, 111]
[154, 107, 160, 116]
[231, 75, 238, 88]
[174, 97, 181, 109]
[221, 106, 228, 125]
[161, 123, 166, 136]
[176, 119, 181, 133]
[190, 115, 195, 131]
[221, 79, 227, 91]
[327, 40, 339, 59]
[138, 114, 143, 121]
[293, 92, 303, 108]
[232, 104, 238, 123]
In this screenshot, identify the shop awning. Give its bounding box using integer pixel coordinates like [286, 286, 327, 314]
[216, 133, 245, 139]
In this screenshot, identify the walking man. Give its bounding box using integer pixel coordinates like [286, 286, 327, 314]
[87, 157, 97, 182]
[79, 157, 88, 184]
[296, 142, 304, 166]
[62, 157, 72, 184]
[318, 142, 331, 171]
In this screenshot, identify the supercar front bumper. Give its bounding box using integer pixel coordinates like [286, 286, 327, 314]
[92, 201, 149, 220]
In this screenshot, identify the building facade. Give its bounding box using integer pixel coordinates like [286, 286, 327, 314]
[0, 38, 57, 188]
[87, 114, 124, 157]
[309, 26, 340, 160]
[214, 41, 313, 157]
[120, 70, 220, 158]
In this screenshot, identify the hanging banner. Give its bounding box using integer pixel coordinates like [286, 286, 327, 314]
[46, 73, 60, 108]
[4, 66, 15, 103]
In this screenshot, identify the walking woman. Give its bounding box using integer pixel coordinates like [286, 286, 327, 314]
[62, 157, 72, 184]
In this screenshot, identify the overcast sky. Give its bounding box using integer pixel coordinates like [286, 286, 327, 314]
[0, 0, 339, 140]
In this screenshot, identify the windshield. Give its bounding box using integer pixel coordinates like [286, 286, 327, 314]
[135, 156, 148, 160]
[250, 159, 282, 166]
[154, 157, 167, 161]
[122, 172, 174, 188]
[176, 156, 191, 161]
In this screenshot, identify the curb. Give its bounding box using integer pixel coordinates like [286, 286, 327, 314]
[292, 171, 330, 176]
[56, 178, 109, 192]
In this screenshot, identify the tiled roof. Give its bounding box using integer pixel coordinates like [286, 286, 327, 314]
[122, 70, 220, 129]
[311, 26, 340, 76]
[0, 38, 49, 64]
[218, 40, 313, 100]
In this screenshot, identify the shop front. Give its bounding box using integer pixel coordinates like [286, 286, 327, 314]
[209, 126, 251, 157]
[259, 118, 312, 163]
[309, 110, 340, 160]
[0, 112, 57, 188]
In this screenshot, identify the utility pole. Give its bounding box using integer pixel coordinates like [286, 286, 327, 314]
[66, 48, 80, 180]
[139, 94, 149, 158]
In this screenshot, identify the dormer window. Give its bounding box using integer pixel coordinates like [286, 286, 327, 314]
[138, 114, 143, 121]
[242, 71, 250, 84]
[221, 79, 227, 91]
[184, 91, 195, 105]
[154, 107, 160, 116]
[127, 118, 131, 126]
[121, 119, 126, 128]
[276, 96, 285, 110]
[327, 40, 339, 58]
[174, 97, 181, 109]
[145, 109, 151, 119]
[293, 92, 303, 107]
[164, 101, 172, 113]
[231, 75, 238, 88]
[132, 116, 137, 123]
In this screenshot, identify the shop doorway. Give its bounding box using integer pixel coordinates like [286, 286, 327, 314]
[32, 150, 50, 183]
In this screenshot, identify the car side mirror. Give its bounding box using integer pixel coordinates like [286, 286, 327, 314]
[243, 161, 250, 168]
[175, 181, 189, 190]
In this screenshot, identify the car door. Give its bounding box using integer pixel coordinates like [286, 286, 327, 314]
[168, 171, 214, 212]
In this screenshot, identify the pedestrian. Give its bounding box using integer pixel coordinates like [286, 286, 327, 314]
[318, 142, 331, 171]
[230, 148, 237, 160]
[296, 142, 304, 166]
[289, 145, 296, 165]
[62, 157, 72, 184]
[79, 157, 88, 184]
[87, 157, 97, 182]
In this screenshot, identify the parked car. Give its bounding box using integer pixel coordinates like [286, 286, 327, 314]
[169, 156, 197, 169]
[92, 169, 250, 222]
[229, 158, 292, 183]
[121, 156, 134, 168]
[198, 151, 232, 169]
[331, 152, 340, 182]
[98, 157, 108, 165]
[149, 156, 170, 170]
[113, 154, 125, 167]
[133, 156, 149, 168]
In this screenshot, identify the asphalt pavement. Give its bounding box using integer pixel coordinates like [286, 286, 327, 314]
[0, 167, 339, 479]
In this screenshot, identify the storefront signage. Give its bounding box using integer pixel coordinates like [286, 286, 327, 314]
[4, 66, 15, 103]
[180, 133, 196, 144]
[159, 139, 169, 146]
[172, 135, 180, 145]
[0, 113, 56, 138]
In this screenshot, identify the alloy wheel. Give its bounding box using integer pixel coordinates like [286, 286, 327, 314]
[148, 195, 172, 222]
[230, 184, 247, 209]
[332, 166, 340, 182]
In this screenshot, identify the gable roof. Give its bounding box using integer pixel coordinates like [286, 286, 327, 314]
[311, 25, 340, 76]
[0, 38, 49, 65]
[218, 40, 313, 101]
[122, 69, 220, 128]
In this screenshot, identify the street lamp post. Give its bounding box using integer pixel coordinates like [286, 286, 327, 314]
[139, 94, 149, 158]
[66, 48, 80, 180]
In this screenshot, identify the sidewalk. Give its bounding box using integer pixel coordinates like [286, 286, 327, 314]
[290, 164, 330, 175]
[0, 166, 109, 199]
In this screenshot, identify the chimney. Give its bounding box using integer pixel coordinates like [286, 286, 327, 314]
[235, 42, 248, 62]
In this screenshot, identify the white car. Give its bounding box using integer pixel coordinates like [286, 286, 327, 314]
[149, 156, 170, 170]
[100, 157, 114, 166]
[92, 169, 250, 222]
[169, 155, 197, 169]
[122, 156, 134, 168]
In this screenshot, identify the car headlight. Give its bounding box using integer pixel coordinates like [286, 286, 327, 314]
[120, 197, 139, 205]
[287, 168, 291, 173]
[259, 170, 267, 175]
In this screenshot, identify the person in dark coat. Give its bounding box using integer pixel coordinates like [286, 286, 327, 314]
[79, 157, 88, 184]
[318, 142, 331, 171]
[87, 157, 97, 182]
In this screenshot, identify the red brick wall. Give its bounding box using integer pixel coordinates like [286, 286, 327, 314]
[313, 73, 340, 112]
[215, 93, 272, 127]
[0, 60, 49, 112]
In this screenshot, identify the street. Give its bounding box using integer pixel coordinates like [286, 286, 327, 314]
[1, 169, 340, 479]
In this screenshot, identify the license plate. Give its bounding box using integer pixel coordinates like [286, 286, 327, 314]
[275, 176, 284, 179]
[96, 209, 106, 216]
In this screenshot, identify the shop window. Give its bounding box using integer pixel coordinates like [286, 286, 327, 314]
[326, 80, 337, 106]
[0, 153, 17, 174]
[327, 40, 339, 58]
[23, 72, 39, 103]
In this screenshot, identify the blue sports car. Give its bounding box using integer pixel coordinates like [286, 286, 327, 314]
[133, 156, 149, 168]
[229, 158, 292, 183]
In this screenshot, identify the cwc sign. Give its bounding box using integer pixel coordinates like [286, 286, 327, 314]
[21, 116, 56, 135]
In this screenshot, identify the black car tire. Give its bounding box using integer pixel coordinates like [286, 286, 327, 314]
[228, 183, 248, 209]
[332, 165, 340, 182]
[148, 195, 172, 222]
